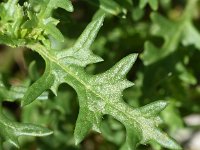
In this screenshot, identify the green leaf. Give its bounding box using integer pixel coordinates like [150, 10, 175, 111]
[0, 0, 23, 40]
[176, 63, 197, 85]
[0, 75, 7, 100]
[0, 74, 48, 102]
[22, 63, 54, 105]
[0, 0, 72, 46]
[28, 0, 72, 42]
[30, 0, 73, 17]
[28, 61, 40, 81]
[0, 105, 52, 148]
[19, 16, 181, 150]
[0, 1, 182, 149]
[85, 0, 126, 16]
[42, 21, 65, 42]
[139, 0, 159, 10]
[182, 22, 200, 49]
[141, 9, 200, 65]
[120, 127, 139, 150]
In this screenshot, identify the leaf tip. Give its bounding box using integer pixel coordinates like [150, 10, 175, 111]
[50, 86, 58, 96]
[124, 53, 138, 69]
[129, 53, 138, 62]
[157, 100, 168, 109]
[20, 100, 28, 107]
[39, 128, 54, 136]
[74, 136, 82, 145]
[8, 139, 20, 149]
[67, 4, 74, 12]
[44, 130, 54, 136]
[165, 139, 182, 150]
[94, 14, 105, 27]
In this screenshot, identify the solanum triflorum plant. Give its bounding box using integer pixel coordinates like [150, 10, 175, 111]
[0, 0, 181, 149]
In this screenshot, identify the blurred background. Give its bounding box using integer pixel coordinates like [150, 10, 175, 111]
[0, 0, 200, 149]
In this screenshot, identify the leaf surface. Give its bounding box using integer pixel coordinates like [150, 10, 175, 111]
[20, 16, 181, 150]
[0, 0, 182, 149]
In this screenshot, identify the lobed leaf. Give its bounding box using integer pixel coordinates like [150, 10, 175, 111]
[141, 0, 200, 65]
[20, 16, 181, 150]
[0, 0, 182, 149]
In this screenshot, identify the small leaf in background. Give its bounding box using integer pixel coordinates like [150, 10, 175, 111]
[139, 0, 159, 10]
[0, 104, 52, 148]
[85, 0, 127, 16]
[141, 0, 200, 65]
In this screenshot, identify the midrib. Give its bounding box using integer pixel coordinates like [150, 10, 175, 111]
[28, 43, 141, 126]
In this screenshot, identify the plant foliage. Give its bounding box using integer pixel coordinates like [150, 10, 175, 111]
[0, 0, 199, 150]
